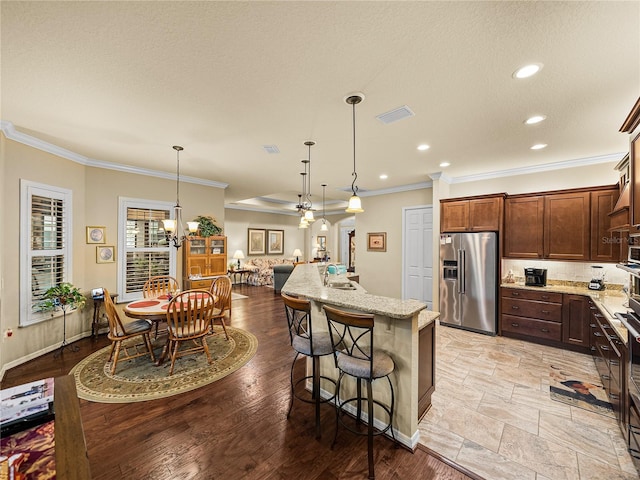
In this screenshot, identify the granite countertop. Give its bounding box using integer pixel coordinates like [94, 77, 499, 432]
[501, 282, 629, 343]
[282, 263, 432, 320]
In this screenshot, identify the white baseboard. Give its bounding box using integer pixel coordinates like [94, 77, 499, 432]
[0, 331, 93, 381]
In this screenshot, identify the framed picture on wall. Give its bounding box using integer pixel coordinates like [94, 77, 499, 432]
[267, 229, 284, 255]
[317, 235, 326, 251]
[367, 232, 387, 252]
[96, 245, 115, 263]
[248, 228, 266, 255]
[86, 226, 106, 244]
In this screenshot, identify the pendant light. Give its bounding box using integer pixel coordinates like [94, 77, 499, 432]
[298, 169, 309, 229]
[303, 141, 316, 222]
[320, 183, 328, 231]
[161, 145, 199, 248]
[345, 94, 364, 213]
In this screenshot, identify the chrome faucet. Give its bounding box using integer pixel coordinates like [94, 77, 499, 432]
[323, 263, 337, 286]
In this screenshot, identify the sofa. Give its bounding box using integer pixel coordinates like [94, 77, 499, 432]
[243, 257, 294, 287]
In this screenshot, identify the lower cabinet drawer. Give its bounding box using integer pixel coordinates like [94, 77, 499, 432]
[501, 314, 562, 341]
[501, 297, 562, 322]
[185, 278, 215, 289]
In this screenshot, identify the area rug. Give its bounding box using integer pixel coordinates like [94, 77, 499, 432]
[69, 326, 257, 403]
[549, 366, 614, 418]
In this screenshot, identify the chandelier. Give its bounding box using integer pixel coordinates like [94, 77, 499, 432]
[162, 145, 199, 248]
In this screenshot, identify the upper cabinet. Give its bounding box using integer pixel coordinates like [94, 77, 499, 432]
[621, 97, 640, 232]
[440, 194, 505, 233]
[544, 191, 591, 261]
[504, 186, 619, 262]
[504, 196, 544, 258]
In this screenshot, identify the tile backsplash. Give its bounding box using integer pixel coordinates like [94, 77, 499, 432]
[502, 259, 628, 287]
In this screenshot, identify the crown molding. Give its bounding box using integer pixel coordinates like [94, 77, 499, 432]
[0, 120, 228, 189]
[225, 203, 300, 216]
[447, 153, 624, 184]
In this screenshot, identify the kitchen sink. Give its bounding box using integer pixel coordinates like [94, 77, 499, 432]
[327, 281, 357, 291]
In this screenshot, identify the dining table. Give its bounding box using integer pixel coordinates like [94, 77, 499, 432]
[123, 291, 216, 365]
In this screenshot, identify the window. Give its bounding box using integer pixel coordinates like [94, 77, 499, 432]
[118, 198, 176, 302]
[20, 180, 72, 326]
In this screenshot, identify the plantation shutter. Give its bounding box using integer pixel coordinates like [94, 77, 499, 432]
[20, 181, 72, 326]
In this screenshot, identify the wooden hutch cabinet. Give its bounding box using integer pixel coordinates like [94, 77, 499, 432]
[182, 235, 227, 289]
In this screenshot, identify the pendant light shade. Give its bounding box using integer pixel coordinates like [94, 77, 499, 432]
[346, 194, 364, 213]
[320, 183, 329, 230]
[345, 94, 364, 213]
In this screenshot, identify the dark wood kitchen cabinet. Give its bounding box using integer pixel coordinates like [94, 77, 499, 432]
[589, 300, 628, 439]
[620, 97, 640, 231]
[544, 191, 591, 260]
[440, 194, 504, 233]
[504, 186, 618, 261]
[504, 196, 544, 258]
[562, 294, 590, 347]
[501, 288, 590, 353]
[500, 288, 563, 342]
[591, 188, 622, 262]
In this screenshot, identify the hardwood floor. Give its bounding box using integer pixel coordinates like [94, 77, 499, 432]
[2, 285, 471, 480]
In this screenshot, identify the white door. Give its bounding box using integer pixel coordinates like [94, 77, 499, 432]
[403, 206, 433, 309]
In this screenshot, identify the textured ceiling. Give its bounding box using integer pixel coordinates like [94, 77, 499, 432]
[2, 1, 639, 214]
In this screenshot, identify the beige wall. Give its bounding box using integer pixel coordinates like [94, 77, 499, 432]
[1, 136, 225, 373]
[355, 188, 433, 298]
[224, 209, 304, 264]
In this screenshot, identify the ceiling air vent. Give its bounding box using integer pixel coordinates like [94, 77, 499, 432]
[376, 105, 415, 125]
[262, 145, 280, 154]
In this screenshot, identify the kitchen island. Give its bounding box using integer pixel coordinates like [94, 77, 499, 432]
[282, 263, 439, 449]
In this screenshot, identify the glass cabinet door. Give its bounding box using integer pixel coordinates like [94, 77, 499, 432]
[188, 238, 207, 255]
[209, 238, 225, 255]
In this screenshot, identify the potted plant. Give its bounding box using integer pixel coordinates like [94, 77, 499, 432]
[43, 282, 86, 355]
[192, 215, 222, 237]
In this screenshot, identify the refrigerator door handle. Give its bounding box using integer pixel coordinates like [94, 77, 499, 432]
[458, 249, 465, 294]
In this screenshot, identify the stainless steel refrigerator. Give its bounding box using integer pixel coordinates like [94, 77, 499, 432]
[439, 232, 498, 335]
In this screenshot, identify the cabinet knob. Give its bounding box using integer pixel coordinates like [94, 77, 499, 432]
[610, 393, 619, 400]
[541, 310, 550, 315]
[601, 345, 610, 351]
[540, 328, 549, 333]
[511, 305, 520, 310]
[511, 323, 519, 327]
[542, 295, 550, 300]
[602, 374, 611, 380]
[512, 292, 520, 296]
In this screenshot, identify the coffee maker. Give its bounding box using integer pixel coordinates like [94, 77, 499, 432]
[588, 266, 606, 291]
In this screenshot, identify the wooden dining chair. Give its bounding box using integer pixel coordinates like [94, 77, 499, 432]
[209, 276, 231, 340]
[143, 275, 179, 299]
[165, 289, 215, 375]
[103, 288, 156, 375]
[143, 275, 179, 337]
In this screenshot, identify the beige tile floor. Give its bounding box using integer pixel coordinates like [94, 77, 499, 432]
[418, 323, 640, 480]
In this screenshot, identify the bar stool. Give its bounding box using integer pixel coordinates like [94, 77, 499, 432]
[323, 304, 396, 480]
[282, 293, 336, 439]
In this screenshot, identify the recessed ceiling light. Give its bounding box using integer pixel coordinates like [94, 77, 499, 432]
[439, 162, 450, 167]
[524, 115, 546, 125]
[530, 143, 547, 150]
[379, 174, 388, 180]
[417, 144, 430, 151]
[513, 63, 543, 79]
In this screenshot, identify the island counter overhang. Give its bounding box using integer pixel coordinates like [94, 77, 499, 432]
[281, 263, 439, 450]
